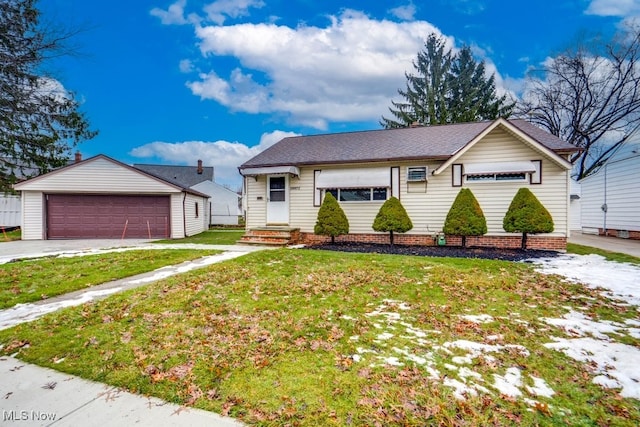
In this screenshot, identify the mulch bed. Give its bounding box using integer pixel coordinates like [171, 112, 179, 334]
[305, 242, 560, 262]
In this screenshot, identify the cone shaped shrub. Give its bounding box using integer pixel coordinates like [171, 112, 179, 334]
[443, 188, 487, 247]
[314, 192, 349, 243]
[372, 197, 413, 246]
[503, 188, 554, 250]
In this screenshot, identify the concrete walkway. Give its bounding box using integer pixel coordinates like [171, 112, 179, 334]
[0, 240, 271, 426]
[568, 232, 640, 258]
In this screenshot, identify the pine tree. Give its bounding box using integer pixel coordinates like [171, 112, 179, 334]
[503, 188, 554, 250]
[314, 192, 349, 243]
[372, 197, 413, 246]
[381, 33, 514, 128]
[443, 188, 487, 248]
[0, 0, 97, 192]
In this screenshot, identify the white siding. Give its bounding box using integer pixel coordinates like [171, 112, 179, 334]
[21, 191, 44, 240]
[170, 193, 185, 239]
[0, 195, 21, 228]
[260, 127, 570, 238]
[452, 128, 569, 236]
[15, 157, 178, 193]
[192, 180, 240, 226]
[183, 193, 209, 236]
[580, 155, 640, 232]
[245, 175, 267, 228]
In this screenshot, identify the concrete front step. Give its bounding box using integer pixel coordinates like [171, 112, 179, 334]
[238, 227, 300, 246]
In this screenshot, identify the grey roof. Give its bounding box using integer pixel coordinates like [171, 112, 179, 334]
[132, 164, 214, 188]
[240, 119, 578, 168]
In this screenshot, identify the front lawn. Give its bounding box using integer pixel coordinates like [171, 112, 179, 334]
[1, 249, 638, 426]
[154, 229, 245, 245]
[1, 228, 21, 242]
[0, 249, 220, 309]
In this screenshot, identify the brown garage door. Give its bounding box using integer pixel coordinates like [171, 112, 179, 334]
[46, 194, 171, 239]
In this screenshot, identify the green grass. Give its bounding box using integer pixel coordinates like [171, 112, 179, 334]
[0, 249, 219, 309]
[154, 229, 245, 245]
[1, 228, 21, 242]
[567, 242, 640, 265]
[1, 249, 638, 426]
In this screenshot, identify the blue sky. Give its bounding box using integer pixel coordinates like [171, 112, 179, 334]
[38, 0, 639, 188]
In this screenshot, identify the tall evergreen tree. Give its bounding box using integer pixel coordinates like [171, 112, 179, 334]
[381, 33, 514, 128]
[0, 0, 97, 192]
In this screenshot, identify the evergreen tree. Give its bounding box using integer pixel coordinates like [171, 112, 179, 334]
[443, 188, 487, 248]
[381, 33, 514, 128]
[503, 188, 554, 250]
[0, 0, 97, 192]
[372, 197, 413, 246]
[314, 192, 349, 243]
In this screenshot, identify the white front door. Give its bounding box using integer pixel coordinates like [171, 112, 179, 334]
[267, 175, 289, 224]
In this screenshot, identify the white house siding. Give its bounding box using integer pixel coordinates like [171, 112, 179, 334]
[192, 181, 240, 226]
[580, 155, 640, 234]
[452, 128, 569, 237]
[285, 128, 569, 238]
[0, 195, 21, 228]
[15, 157, 177, 193]
[245, 176, 267, 229]
[183, 193, 209, 236]
[20, 191, 44, 239]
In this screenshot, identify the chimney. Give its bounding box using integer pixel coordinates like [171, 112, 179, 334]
[74, 151, 82, 163]
[197, 159, 203, 174]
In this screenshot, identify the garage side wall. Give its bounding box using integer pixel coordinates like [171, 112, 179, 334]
[21, 191, 44, 240]
[183, 193, 209, 236]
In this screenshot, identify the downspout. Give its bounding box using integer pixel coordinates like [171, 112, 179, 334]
[602, 164, 608, 236]
[182, 192, 187, 238]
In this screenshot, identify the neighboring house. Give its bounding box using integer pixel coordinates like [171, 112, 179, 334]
[0, 194, 21, 229]
[13, 154, 209, 240]
[569, 179, 582, 232]
[134, 161, 241, 226]
[579, 147, 640, 239]
[239, 118, 578, 250]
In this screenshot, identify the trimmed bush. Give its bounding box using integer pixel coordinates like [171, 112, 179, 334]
[372, 197, 413, 246]
[503, 188, 554, 250]
[314, 192, 349, 243]
[443, 188, 487, 247]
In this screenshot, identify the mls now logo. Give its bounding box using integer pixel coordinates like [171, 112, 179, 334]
[3, 410, 57, 422]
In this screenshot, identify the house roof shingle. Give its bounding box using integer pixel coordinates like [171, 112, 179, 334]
[132, 164, 214, 188]
[240, 119, 578, 169]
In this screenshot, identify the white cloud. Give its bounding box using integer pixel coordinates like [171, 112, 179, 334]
[128, 130, 299, 187]
[389, 2, 417, 21]
[188, 11, 444, 128]
[585, 0, 640, 16]
[203, 0, 265, 25]
[150, 0, 188, 25]
[179, 59, 195, 73]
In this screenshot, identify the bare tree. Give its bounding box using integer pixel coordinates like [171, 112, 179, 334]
[518, 23, 640, 179]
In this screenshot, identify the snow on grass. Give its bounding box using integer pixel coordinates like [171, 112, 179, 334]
[532, 253, 640, 400]
[533, 254, 640, 306]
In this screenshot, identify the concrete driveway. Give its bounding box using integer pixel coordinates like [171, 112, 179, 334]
[0, 239, 155, 264]
[568, 232, 640, 258]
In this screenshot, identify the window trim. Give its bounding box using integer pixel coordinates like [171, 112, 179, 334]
[324, 187, 389, 203]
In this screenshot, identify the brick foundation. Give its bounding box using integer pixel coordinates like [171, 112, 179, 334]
[597, 228, 640, 240]
[300, 232, 567, 251]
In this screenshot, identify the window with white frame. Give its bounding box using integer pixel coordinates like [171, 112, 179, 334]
[464, 161, 536, 183]
[407, 166, 428, 182]
[326, 187, 388, 202]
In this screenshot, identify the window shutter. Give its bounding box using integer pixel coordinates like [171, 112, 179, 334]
[530, 160, 542, 184]
[314, 170, 321, 206]
[391, 167, 400, 198]
[452, 164, 462, 187]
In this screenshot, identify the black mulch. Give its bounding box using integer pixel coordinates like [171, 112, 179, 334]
[304, 242, 560, 262]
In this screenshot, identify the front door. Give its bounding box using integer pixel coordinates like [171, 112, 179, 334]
[267, 175, 289, 224]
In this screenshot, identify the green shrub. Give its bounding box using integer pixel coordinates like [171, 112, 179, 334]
[372, 197, 413, 246]
[443, 188, 487, 247]
[314, 192, 349, 243]
[503, 188, 554, 250]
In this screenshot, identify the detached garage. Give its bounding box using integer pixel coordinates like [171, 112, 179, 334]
[14, 155, 209, 240]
